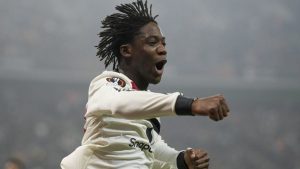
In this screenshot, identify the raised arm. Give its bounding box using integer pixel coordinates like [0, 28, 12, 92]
[86, 76, 230, 121]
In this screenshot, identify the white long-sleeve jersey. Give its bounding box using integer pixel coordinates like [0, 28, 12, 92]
[61, 71, 191, 169]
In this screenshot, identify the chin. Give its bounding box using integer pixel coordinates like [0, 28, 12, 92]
[151, 76, 162, 84]
[151, 81, 161, 85]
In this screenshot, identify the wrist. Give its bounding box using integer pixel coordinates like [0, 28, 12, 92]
[175, 95, 194, 116]
[191, 98, 208, 116]
[191, 98, 202, 116]
[177, 151, 189, 169]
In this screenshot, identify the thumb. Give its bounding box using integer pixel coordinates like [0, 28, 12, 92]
[186, 148, 195, 159]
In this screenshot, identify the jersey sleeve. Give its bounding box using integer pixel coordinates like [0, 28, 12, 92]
[86, 77, 180, 119]
[152, 134, 180, 168]
[152, 134, 188, 169]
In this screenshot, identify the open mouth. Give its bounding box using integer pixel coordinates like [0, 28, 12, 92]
[155, 60, 167, 71]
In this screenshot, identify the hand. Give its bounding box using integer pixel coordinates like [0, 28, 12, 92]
[191, 94, 230, 121]
[184, 148, 209, 169]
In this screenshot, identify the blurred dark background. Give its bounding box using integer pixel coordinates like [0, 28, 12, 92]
[0, 0, 299, 169]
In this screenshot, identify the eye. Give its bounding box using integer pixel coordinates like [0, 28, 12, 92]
[145, 36, 166, 47]
[147, 38, 158, 46]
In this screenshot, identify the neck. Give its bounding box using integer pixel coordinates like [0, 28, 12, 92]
[118, 67, 149, 90]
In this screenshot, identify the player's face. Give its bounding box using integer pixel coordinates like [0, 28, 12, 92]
[130, 22, 167, 85]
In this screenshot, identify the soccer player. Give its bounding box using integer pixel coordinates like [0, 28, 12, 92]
[60, 0, 230, 169]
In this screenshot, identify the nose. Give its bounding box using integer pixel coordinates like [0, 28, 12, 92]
[157, 44, 167, 56]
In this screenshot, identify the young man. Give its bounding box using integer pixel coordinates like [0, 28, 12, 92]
[61, 0, 230, 169]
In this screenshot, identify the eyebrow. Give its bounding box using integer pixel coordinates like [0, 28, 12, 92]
[142, 35, 166, 41]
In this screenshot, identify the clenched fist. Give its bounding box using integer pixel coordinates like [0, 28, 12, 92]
[191, 94, 230, 121]
[184, 148, 209, 169]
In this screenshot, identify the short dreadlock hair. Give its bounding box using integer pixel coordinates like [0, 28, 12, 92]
[96, 0, 158, 70]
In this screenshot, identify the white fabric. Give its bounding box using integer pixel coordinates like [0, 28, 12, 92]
[61, 71, 181, 169]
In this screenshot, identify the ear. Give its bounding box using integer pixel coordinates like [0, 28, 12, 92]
[120, 44, 133, 58]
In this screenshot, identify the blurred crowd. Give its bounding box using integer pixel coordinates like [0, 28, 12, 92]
[1, 0, 300, 168]
[0, 79, 85, 169]
[0, 78, 299, 169]
[4, 157, 26, 169]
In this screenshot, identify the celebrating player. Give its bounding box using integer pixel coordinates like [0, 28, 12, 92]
[61, 0, 230, 168]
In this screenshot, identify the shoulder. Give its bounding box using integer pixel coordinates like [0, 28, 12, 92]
[89, 71, 133, 94]
[106, 77, 127, 88]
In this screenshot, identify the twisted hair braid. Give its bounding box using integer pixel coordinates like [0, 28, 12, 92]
[96, 0, 158, 70]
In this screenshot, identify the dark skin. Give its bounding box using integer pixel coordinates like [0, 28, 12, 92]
[118, 21, 230, 169]
[119, 22, 167, 90]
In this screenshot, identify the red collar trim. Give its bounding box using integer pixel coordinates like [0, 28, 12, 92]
[131, 81, 139, 90]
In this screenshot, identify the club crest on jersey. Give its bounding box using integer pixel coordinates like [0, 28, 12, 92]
[106, 77, 126, 88]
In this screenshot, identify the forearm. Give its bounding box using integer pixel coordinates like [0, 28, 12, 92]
[111, 93, 195, 119]
[153, 135, 180, 168]
[87, 85, 195, 119]
[110, 90, 180, 119]
[153, 134, 190, 169]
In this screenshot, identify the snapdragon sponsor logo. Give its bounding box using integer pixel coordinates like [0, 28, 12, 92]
[129, 138, 153, 153]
